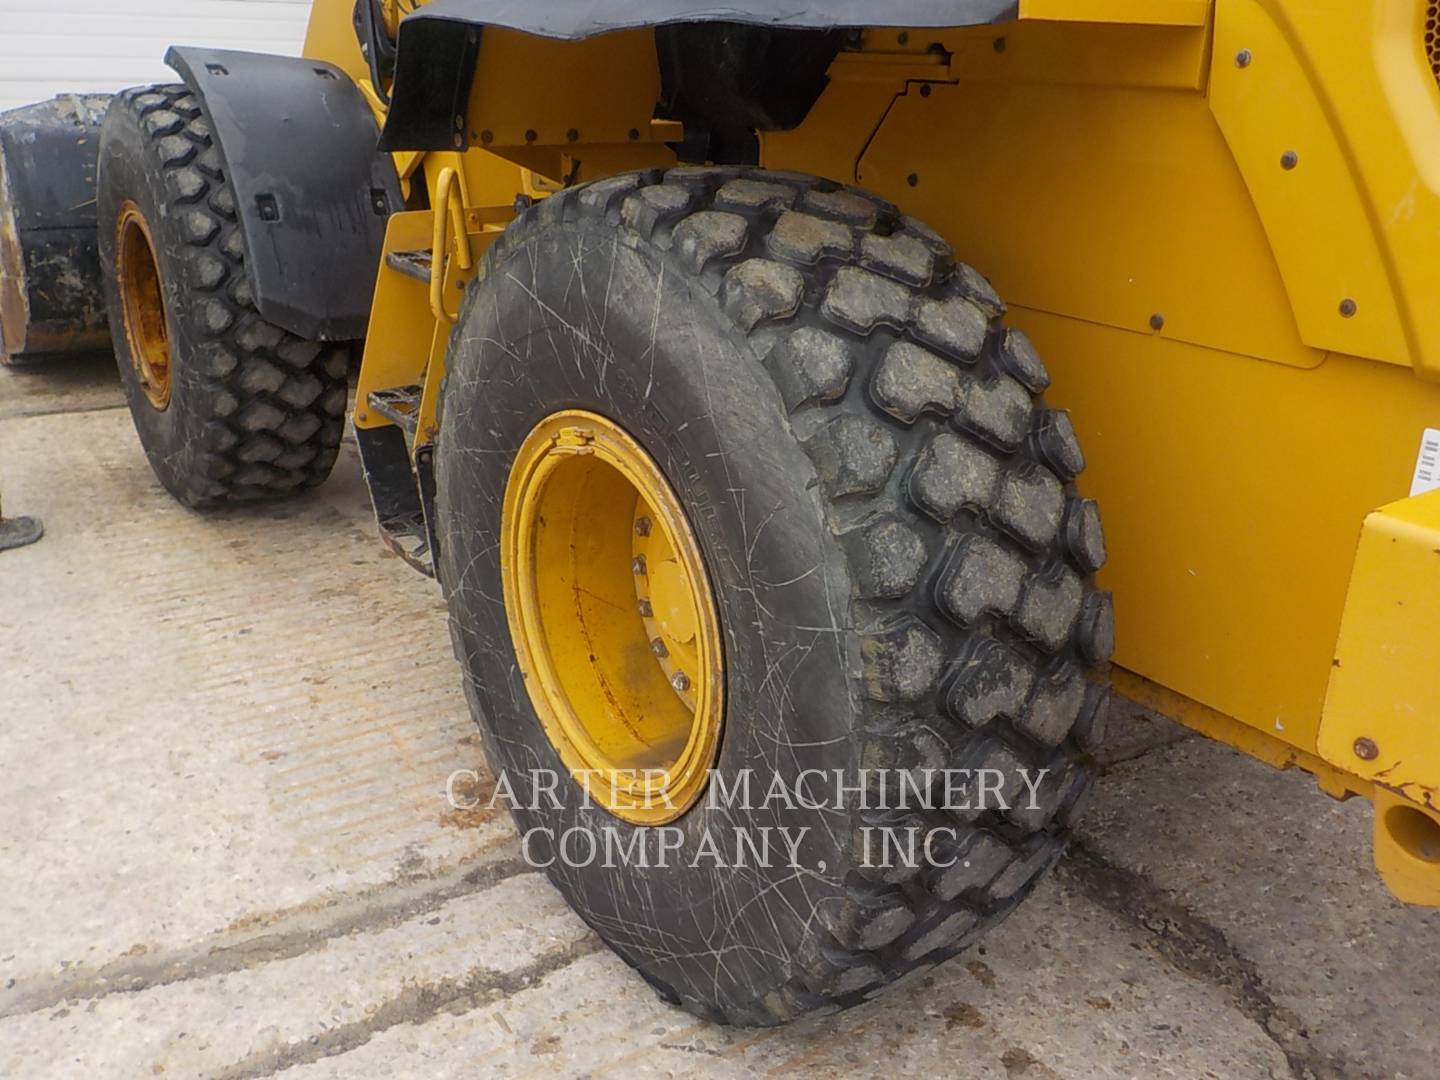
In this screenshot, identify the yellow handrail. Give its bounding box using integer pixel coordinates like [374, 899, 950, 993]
[430, 165, 472, 324]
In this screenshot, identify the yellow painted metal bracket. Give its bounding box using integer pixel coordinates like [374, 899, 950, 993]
[1319, 488, 1440, 806]
[465, 27, 666, 149]
[1318, 488, 1440, 905]
[1372, 788, 1440, 906]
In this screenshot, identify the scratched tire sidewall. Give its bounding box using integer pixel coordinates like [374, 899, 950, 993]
[436, 214, 855, 1019]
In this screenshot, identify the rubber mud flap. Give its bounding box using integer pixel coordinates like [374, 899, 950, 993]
[164, 47, 402, 341]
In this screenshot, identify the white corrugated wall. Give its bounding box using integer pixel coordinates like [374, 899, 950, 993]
[0, 0, 314, 113]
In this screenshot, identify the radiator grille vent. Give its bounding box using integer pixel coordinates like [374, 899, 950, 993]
[1430, 3, 1440, 86]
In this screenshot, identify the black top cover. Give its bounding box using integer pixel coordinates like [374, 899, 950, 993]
[402, 0, 1017, 40]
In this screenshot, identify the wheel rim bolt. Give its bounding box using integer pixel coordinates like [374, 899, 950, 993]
[650, 637, 669, 658]
[635, 516, 652, 537]
[671, 672, 691, 693]
[632, 555, 647, 575]
[637, 599, 653, 617]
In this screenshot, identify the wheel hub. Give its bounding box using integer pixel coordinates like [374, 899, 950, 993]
[500, 410, 724, 824]
[115, 201, 172, 410]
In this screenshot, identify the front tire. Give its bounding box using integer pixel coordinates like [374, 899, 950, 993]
[438, 167, 1113, 1024]
[97, 84, 349, 508]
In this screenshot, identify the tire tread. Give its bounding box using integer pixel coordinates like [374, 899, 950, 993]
[107, 84, 347, 507]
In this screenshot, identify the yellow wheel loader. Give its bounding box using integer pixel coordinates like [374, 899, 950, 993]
[5, 0, 1440, 1025]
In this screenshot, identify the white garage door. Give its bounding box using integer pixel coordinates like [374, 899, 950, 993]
[0, 0, 314, 113]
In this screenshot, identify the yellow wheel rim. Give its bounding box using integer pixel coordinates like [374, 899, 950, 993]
[501, 410, 724, 824]
[115, 201, 173, 410]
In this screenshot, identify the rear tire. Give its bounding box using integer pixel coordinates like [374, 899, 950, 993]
[97, 84, 349, 508]
[438, 167, 1113, 1024]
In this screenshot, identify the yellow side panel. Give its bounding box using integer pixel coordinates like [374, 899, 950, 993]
[1319, 489, 1440, 807]
[1209, 0, 1410, 367]
[1239, 0, 1440, 380]
[1020, 0, 1210, 26]
[1020, 314, 1440, 752]
[301, 0, 369, 84]
[466, 28, 662, 148]
[775, 59, 915, 183]
[938, 20, 1211, 90]
[853, 78, 1324, 368]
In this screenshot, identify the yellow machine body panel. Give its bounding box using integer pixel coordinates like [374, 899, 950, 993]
[767, 11, 1440, 770]
[301, 0, 372, 86]
[352, 209, 435, 434]
[298, 0, 1440, 902]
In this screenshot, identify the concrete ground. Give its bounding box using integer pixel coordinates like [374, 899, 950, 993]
[1, 356, 1435, 1080]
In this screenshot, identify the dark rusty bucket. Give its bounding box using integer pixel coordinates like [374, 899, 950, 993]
[0, 94, 113, 366]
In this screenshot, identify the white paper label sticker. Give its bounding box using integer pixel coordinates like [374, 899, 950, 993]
[1412, 428, 1440, 497]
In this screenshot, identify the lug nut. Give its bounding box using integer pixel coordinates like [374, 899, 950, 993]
[650, 637, 668, 659]
[671, 672, 691, 693]
[634, 516, 652, 537]
[632, 555, 647, 575]
[637, 599, 653, 617]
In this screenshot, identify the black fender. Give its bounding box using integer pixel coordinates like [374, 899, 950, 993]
[380, 0, 1018, 152]
[164, 46, 402, 341]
